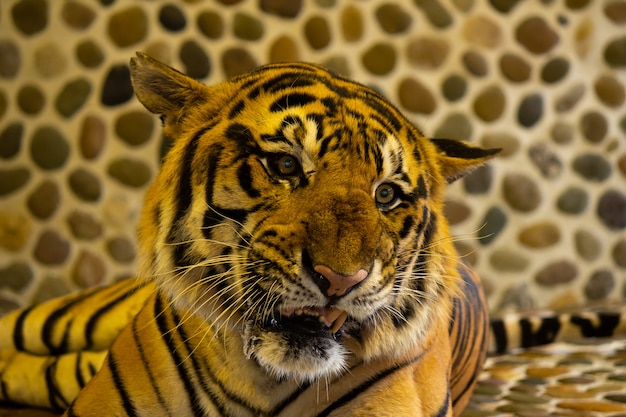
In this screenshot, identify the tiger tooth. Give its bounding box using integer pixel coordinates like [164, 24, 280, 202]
[331, 311, 349, 334]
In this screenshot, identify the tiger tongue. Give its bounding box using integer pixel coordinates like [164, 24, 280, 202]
[283, 306, 349, 333]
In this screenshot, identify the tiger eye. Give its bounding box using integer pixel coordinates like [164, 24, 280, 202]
[275, 154, 298, 176]
[375, 183, 396, 206]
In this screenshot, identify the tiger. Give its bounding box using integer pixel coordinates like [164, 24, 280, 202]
[0, 52, 501, 416]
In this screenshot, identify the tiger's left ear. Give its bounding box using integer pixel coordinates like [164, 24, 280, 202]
[431, 138, 501, 183]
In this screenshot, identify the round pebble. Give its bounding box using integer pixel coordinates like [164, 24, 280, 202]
[518, 222, 560, 248]
[489, 249, 529, 272]
[259, 0, 302, 18]
[145, 42, 172, 65]
[376, 3, 412, 34]
[516, 16, 559, 54]
[72, 250, 106, 288]
[557, 186, 589, 214]
[159, 3, 186, 32]
[464, 165, 492, 194]
[518, 93, 543, 128]
[67, 210, 102, 240]
[604, 36, 626, 67]
[473, 85, 505, 122]
[108, 158, 152, 188]
[79, 115, 106, 159]
[406, 37, 449, 69]
[584, 269, 615, 300]
[574, 229, 602, 261]
[502, 173, 541, 212]
[572, 153, 611, 182]
[321, 56, 349, 76]
[444, 199, 471, 225]
[33, 229, 70, 265]
[480, 132, 520, 157]
[115, 111, 154, 146]
[304, 16, 331, 49]
[107, 6, 147, 47]
[551, 121, 575, 145]
[27, 179, 60, 219]
[68, 167, 102, 202]
[62, 1, 95, 29]
[34, 43, 67, 78]
[362, 43, 396, 75]
[463, 50, 488, 77]
[11, 0, 48, 36]
[478, 206, 507, 245]
[580, 111, 608, 143]
[76, 39, 105, 68]
[500, 53, 531, 83]
[535, 260, 578, 286]
[341, 5, 363, 42]
[605, 1, 626, 24]
[180, 40, 211, 79]
[106, 236, 136, 263]
[594, 74, 625, 107]
[613, 239, 626, 268]
[414, 0, 452, 28]
[0, 262, 33, 292]
[0, 40, 20, 78]
[0, 168, 30, 196]
[17, 84, 45, 115]
[269, 36, 299, 62]
[555, 83, 585, 113]
[434, 112, 472, 141]
[528, 143, 562, 179]
[463, 15, 502, 48]
[221, 47, 257, 78]
[397, 77, 436, 114]
[101, 65, 133, 106]
[597, 189, 626, 230]
[0, 210, 31, 251]
[441, 74, 466, 101]
[541, 57, 570, 84]
[0, 122, 23, 159]
[197, 10, 224, 40]
[234, 12, 264, 41]
[30, 126, 69, 170]
[55, 78, 92, 118]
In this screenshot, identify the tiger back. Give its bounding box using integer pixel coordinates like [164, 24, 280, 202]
[1, 53, 499, 416]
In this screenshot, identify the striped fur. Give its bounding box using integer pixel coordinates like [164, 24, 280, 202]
[1, 54, 503, 416]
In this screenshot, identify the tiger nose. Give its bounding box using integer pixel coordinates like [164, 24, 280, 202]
[313, 265, 369, 297]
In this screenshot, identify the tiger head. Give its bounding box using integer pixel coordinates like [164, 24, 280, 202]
[130, 53, 498, 383]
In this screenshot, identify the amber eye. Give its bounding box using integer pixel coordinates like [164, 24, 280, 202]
[268, 154, 300, 176]
[375, 183, 398, 207]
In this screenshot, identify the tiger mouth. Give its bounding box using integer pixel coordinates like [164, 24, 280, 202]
[267, 306, 349, 336]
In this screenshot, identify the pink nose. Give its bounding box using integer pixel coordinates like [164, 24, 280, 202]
[313, 265, 369, 297]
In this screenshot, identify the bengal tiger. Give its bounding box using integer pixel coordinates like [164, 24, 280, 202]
[0, 53, 502, 416]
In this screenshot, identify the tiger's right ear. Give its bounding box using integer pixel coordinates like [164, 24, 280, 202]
[129, 52, 211, 135]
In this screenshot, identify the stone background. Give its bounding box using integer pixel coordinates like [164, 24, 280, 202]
[0, 0, 624, 315]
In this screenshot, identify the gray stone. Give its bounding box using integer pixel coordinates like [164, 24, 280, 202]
[68, 168, 102, 202]
[72, 250, 106, 288]
[584, 269, 615, 300]
[108, 158, 152, 188]
[115, 111, 154, 146]
[234, 12, 264, 41]
[574, 229, 602, 261]
[555, 83, 585, 113]
[76, 39, 104, 68]
[32, 276, 71, 304]
[478, 206, 507, 245]
[535, 260, 578, 286]
[159, 3, 186, 32]
[434, 113, 472, 141]
[107, 6, 147, 47]
[518, 93, 543, 127]
[528, 143, 562, 179]
[0, 122, 24, 159]
[180, 40, 211, 79]
[11, 0, 48, 36]
[557, 186, 588, 214]
[604, 36, 626, 67]
[464, 165, 492, 194]
[67, 210, 102, 240]
[55, 78, 92, 118]
[572, 153, 612, 182]
[30, 126, 70, 170]
[0, 262, 33, 291]
[502, 173, 541, 212]
[597, 189, 626, 230]
[613, 239, 626, 268]
[106, 236, 136, 263]
[0, 167, 30, 196]
[0, 40, 20, 78]
[27, 179, 60, 219]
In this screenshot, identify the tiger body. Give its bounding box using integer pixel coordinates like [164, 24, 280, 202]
[0, 54, 498, 416]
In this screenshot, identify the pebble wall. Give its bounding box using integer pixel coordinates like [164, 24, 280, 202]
[0, 0, 625, 314]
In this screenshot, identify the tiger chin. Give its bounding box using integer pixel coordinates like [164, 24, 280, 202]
[0, 52, 499, 417]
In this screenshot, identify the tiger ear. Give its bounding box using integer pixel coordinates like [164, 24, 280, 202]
[431, 138, 501, 183]
[129, 52, 209, 132]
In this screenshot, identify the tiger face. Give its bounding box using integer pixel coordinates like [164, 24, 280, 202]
[131, 54, 498, 384]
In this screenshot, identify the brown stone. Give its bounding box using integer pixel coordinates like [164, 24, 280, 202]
[115, 111, 154, 146]
[605, 1, 626, 24]
[27, 179, 60, 220]
[502, 173, 541, 212]
[463, 50, 488, 77]
[362, 43, 396, 75]
[535, 260, 578, 287]
[406, 37, 449, 69]
[500, 53, 531, 83]
[0, 40, 20, 78]
[444, 199, 471, 225]
[489, 249, 529, 272]
[106, 236, 136, 263]
[473, 85, 505, 122]
[180, 40, 210, 79]
[34, 42, 67, 78]
[594, 74, 625, 107]
[62, 0, 95, 29]
[108, 158, 152, 188]
[68, 167, 102, 202]
[597, 190, 626, 230]
[516, 16, 559, 54]
[0, 210, 32, 251]
[541, 57, 569, 84]
[11, 0, 48, 36]
[480, 132, 519, 157]
[259, 0, 302, 18]
[17, 84, 45, 115]
[397, 77, 436, 114]
[463, 15, 502, 48]
[233, 12, 263, 41]
[221, 47, 257, 78]
[72, 250, 106, 288]
[613, 239, 626, 268]
[0, 167, 30, 196]
[304, 16, 331, 50]
[585, 269, 615, 300]
[556, 401, 626, 413]
[413, 0, 452, 28]
[107, 6, 147, 48]
[30, 126, 70, 170]
[574, 229, 602, 261]
[67, 210, 102, 240]
[32, 276, 71, 304]
[269, 36, 299, 62]
[580, 111, 608, 143]
[197, 10, 224, 39]
[76, 39, 105, 68]
[555, 83, 585, 112]
[518, 222, 560, 248]
[0, 122, 23, 159]
[376, 3, 412, 34]
[341, 5, 363, 42]
[33, 229, 70, 265]
[80, 115, 106, 159]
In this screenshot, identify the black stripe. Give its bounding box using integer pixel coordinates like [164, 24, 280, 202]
[520, 316, 561, 348]
[75, 352, 87, 388]
[432, 389, 451, 417]
[12, 306, 33, 351]
[570, 312, 620, 338]
[270, 93, 317, 112]
[399, 215, 415, 239]
[42, 292, 94, 354]
[490, 318, 508, 354]
[108, 350, 139, 417]
[45, 359, 69, 411]
[315, 353, 424, 417]
[203, 144, 225, 240]
[228, 99, 245, 119]
[237, 161, 261, 198]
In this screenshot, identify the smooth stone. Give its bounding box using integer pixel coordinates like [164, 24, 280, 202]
[572, 153, 611, 181]
[0, 168, 30, 196]
[32, 276, 71, 305]
[556, 400, 626, 413]
[362, 43, 396, 75]
[55, 78, 92, 118]
[574, 229, 602, 261]
[580, 111, 608, 143]
[480, 132, 519, 157]
[234, 12, 264, 41]
[473, 85, 505, 122]
[585, 269, 615, 300]
[605, 1, 626, 24]
[464, 165, 492, 194]
[33, 229, 70, 265]
[518, 222, 561, 248]
[463, 50, 488, 77]
[502, 173, 541, 212]
[545, 385, 594, 399]
[107, 6, 147, 47]
[557, 186, 588, 214]
[0, 122, 24, 159]
[221, 47, 257, 78]
[197, 10, 224, 39]
[76, 39, 105, 68]
[0, 262, 33, 291]
[594, 74, 625, 107]
[551, 121, 575, 145]
[30, 126, 69, 170]
[270, 36, 300, 62]
[304, 16, 331, 49]
[376, 3, 412, 34]
[605, 37, 626, 67]
[613, 239, 626, 268]
[528, 143, 562, 179]
[478, 206, 507, 245]
[489, 0, 522, 13]
[397, 77, 436, 115]
[463, 15, 502, 48]
[27, 179, 60, 219]
[434, 113, 472, 141]
[489, 249, 530, 272]
[62, 0, 95, 29]
[597, 189, 626, 230]
[106, 236, 137, 263]
[541, 57, 570, 84]
[259, 0, 302, 18]
[115, 111, 154, 146]
[407, 37, 450, 70]
[500, 53, 531, 82]
[72, 250, 106, 288]
[535, 260, 578, 286]
[101, 64, 133, 106]
[108, 158, 152, 188]
[159, 3, 186, 32]
[555, 83, 585, 112]
[0, 91, 6, 119]
[341, 5, 363, 42]
[413, 0, 452, 28]
[67, 210, 102, 240]
[518, 93, 543, 127]
[443, 199, 471, 225]
[0, 40, 20, 78]
[17, 84, 45, 115]
[79, 115, 106, 159]
[515, 16, 559, 54]
[321, 56, 349, 77]
[0, 298, 21, 315]
[503, 393, 549, 404]
[34, 42, 67, 77]
[441, 74, 466, 101]
[11, 0, 48, 36]
[68, 168, 102, 202]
